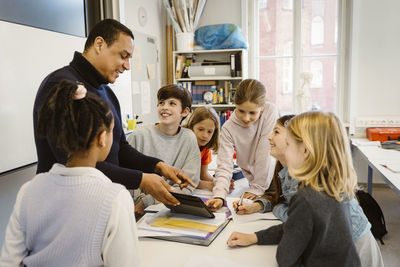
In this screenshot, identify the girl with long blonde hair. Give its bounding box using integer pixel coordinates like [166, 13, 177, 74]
[228, 111, 383, 267]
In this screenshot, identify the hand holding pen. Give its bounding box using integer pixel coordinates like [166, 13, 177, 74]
[235, 193, 244, 213]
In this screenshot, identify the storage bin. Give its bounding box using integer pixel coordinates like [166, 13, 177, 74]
[188, 65, 230, 77]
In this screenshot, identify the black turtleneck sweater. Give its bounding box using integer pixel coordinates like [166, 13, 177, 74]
[33, 52, 161, 189]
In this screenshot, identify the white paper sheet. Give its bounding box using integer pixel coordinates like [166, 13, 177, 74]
[226, 197, 278, 223]
[140, 81, 151, 114]
[146, 63, 156, 80]
[132, 45, 142, 72]
[132, 81, 140, 94]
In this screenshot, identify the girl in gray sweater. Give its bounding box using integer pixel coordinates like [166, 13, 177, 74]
[228, 111, 367, 267]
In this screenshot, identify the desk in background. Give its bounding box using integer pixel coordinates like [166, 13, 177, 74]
[352, 138, 400, 196]
[138, 178, 280, 267]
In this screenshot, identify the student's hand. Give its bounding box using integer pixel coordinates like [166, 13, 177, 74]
[233, 201, 263, 215]
[243, 192, 259, 200]
[134, 199, 145, 217]
[140, 173, 179, 206]
[205, 198, 223, 212]
[196, 180, 214, 191]
[229, 179, 235, 192]
[154, 162, 196, 189]
[227, 232, 258, 248]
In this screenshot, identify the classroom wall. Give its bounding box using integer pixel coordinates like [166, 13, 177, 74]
[349, 0, 400, 184]
[124, 0, 166, 87]
[349, 0, 400, 129]
[196, 0, 242, 29]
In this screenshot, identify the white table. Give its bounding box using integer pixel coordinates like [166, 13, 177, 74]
[138, 178, 280, 267]
[352, 139, 400, 196]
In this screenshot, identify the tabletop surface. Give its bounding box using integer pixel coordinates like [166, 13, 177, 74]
[138, 178, 280, 267]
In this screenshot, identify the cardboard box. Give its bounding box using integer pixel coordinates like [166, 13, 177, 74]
[366, 127, 400, 142]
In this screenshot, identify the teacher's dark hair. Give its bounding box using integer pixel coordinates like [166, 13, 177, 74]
[84, 19, 134, 52]
[37, 80, 113, 161]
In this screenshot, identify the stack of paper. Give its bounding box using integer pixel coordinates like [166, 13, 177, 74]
[138, 207, 227, 238]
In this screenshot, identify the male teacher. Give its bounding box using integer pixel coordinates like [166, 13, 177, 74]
[33, 19, 194, 205]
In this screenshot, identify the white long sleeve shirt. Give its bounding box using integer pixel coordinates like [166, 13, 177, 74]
[213, 102, 278, 199]
[0, 164, 139, 267]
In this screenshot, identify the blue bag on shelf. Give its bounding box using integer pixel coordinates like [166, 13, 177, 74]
[195, 24, 248, 50]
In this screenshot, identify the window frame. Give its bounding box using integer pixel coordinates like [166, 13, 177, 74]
[246, 0, 351, 121]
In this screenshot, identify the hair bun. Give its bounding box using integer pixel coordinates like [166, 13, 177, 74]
[73, 83, 87, 100]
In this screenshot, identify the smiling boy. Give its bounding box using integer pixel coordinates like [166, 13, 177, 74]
[127, 84, 200, 212]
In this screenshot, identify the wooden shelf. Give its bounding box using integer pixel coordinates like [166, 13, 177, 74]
[192, 104, 235, 108]
[177, 77, 242, 81]
[173, 49, 246, 54]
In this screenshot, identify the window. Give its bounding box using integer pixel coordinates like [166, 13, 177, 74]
[253, 0, 344, 114]
[311, 16, 324, 45]
[259, 0, 268, 9]
[283, 0, 293, 10]
[310, 60, 323, 87]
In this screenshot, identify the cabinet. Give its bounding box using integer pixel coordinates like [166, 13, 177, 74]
[173, 49, 247, 125]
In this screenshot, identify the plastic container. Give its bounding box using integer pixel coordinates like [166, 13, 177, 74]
[176, 32, 194, 52]
[188, 65, 230, 77]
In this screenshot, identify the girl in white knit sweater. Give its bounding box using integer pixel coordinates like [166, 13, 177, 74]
[206, 79, 279, 211]
[0, 81, 139, 267]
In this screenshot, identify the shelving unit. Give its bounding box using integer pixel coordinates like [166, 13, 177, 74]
[173, 49, 247, 114]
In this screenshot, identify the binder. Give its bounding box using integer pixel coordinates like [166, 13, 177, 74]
[230, 54, 236, 77]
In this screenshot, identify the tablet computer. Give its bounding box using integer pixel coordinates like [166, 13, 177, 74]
[164, 192, 215, 218]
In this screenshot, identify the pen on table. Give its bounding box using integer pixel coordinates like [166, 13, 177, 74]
[236, 193, 244, 213]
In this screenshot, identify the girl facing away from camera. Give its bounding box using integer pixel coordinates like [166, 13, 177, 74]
[206, 79, 279, 211]
[227, 111, 383, 267]
[232, 113, 384, 267]
[0, 81, 139, 267]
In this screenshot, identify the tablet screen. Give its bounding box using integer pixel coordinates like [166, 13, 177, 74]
[165, 192, 215, 218]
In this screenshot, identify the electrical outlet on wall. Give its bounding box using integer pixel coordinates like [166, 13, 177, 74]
[355, 116, 400, 127]
[350, 116, 400, 137]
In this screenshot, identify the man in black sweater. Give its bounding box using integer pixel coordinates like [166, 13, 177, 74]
[33, 19, 194, 205]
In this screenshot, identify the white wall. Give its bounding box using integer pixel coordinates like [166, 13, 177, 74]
[197, 0, 242, 29]
[349, 0, 400, 184]
[124, 0, 167, 86]
[349, 0, 400, 129]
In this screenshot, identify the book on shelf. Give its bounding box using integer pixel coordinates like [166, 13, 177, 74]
[175, 55, 186, 79]
[194, 80, 216, 86]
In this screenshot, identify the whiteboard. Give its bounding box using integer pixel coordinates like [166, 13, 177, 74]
[0, 21, 85, 174]
[130, 31, 159, 124]
[111, 31, 159, 126]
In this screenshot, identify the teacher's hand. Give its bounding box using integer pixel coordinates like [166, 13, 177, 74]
[140, 173, 179, 206]
[154, 162, 196, 189]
